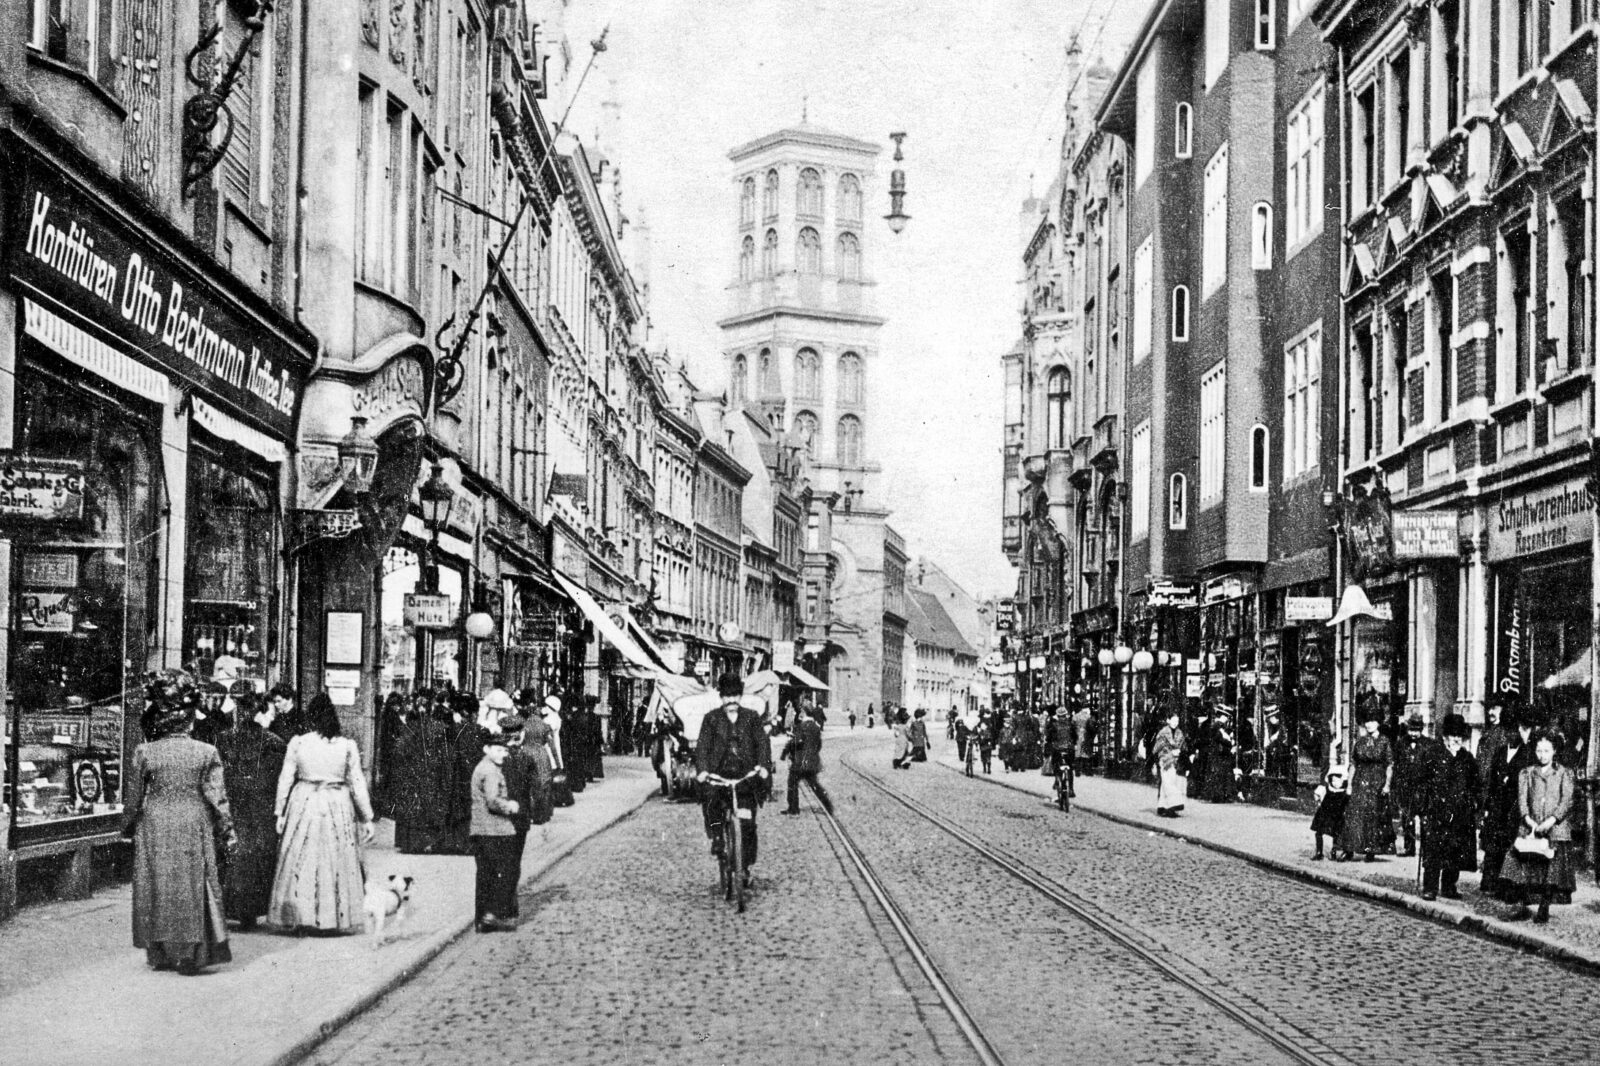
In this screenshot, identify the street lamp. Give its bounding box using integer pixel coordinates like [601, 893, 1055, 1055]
[1131, 650, 1155, 673]
[338, 415, 379, 495]
[884, 132, 910, 234]
[1096, 648, 1115, 667]
[419, 462, 454, 594]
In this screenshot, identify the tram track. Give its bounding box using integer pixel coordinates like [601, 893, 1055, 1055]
[830, 750, 1357, 1066]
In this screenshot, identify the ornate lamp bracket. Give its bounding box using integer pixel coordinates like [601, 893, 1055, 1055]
[182, 2, 276, 196]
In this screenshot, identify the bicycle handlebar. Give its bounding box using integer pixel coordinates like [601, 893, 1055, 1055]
[702, 768, 764, 787]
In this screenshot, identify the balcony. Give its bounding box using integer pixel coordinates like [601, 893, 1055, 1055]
[1068, 435, 1094, 490]
[1091, 414, 1119, 473]
[1002, 514, 1022, 555]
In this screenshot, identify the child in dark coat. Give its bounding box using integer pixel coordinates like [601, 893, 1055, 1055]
[1311, 765, 1352, 861]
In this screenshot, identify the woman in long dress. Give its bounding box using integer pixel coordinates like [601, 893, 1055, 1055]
[121, 674, 236, 974]
[267, 694, 375, 933]
[1152, 708, 1187, 817]
[1338, 712, 1394, 862]
[516, 691, 556, 825]
[215, 691, 286, 928]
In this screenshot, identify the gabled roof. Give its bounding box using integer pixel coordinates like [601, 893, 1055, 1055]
[729, 123, 881, 162]
[908, 589, 980, 658]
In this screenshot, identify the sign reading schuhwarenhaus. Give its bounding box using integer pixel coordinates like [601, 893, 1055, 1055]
[0, 138, 312, 856]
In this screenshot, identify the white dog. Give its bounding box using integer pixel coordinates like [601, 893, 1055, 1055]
[363, 874, 415, 948]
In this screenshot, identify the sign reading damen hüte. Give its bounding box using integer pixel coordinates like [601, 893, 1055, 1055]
[1486, 476, 1592, 561]
[5, 152, 309, 437]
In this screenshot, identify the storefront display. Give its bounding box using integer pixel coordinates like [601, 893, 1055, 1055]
[184, 435, 277, 684]
[1495, 555, 1590, 739]
[377, 540, 465, 698]
[7, 358, 158, 844]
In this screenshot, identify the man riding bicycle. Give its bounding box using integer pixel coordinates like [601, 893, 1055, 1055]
[1046, 704, 1077, 798]
[695, 674, 773, 886]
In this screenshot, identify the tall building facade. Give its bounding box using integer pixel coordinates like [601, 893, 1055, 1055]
[720, 124, 904, 715]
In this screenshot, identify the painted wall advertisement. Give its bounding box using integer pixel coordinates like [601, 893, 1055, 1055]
[1391, 510, 1457, 560]
[1492, 573, 1526, 706]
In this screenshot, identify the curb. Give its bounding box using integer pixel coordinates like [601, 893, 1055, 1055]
[936, 758, 1600, 977]
[265, 782, 659, 1066]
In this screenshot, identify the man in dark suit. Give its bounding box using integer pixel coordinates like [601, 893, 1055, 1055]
[695, 674, 773, 883]
[782, 704, 833, 815]
[497, 715, 534, 918]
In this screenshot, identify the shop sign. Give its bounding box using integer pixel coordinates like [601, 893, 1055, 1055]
[517, 611, 562, 644]
[0, 456, 85, 523]
[1070, 604, 1117, 639]
[352, 358, 427, 425]
[1285, 596, 1333, 622]
[6, 155, 308, 436]
[1147, 580, 1199, 609]
[1486, 476, 1592, 562]
[694, 657, 712, 678]
[1185, 675, 1204, 698]
[1492, 575, 1527, 704]
[403, 593, 454, 629]
[19, 590, 73, 633]
[1392, 510, 1457, 560]
[1343, 483, 1395, 580]
[21, 552, 77, 587]
[1204, 575, 1255, 604]
[293, 508, 362, 545]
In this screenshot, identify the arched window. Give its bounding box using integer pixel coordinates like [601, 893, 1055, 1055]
[797, 167, 823, 217]
[836, 414, 863, 465]
[739, 236, 755, 281]
[1250, 424, 1269, 489]
[839, 174, 862, 221]
[731, 355, 748, 403]
[838, 352, 863, 404]
[794, 410, 819, 455]
[1171, 285, 1191, 341]
[1252, 202, 1274, 268]
[758, 348, 777, 395]
[795, 347, 821, 399]
[836, 232, 862, 279]
[797, 227, 822, 274]
[740, 177, 755, 227]
[1175, 102, 1193, 158]
[1046, 367, 1071, 449]
[762, 229, 778, 276]
[1169, 473, 1188, 529]
[763, 169, 779, 218]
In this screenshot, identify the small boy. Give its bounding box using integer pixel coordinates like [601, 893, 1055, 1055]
[1310, 764, 1351, 861]
[469, 727, 522, 932]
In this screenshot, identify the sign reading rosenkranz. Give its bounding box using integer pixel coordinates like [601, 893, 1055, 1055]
[1487, 476, 1593, 561]
[0, 456, 85, 522]
[7, 156, 308, 437]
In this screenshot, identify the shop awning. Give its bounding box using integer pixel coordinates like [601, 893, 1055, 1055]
[1545, 647, 1592, 690]
[550, 571, 656, 672]
[780, 663, 830, 691]
[613, 605, 674, 672]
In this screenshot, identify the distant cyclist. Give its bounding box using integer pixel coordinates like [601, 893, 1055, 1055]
[695, 674, 773, 885]
[1046, 704, 1078, 799]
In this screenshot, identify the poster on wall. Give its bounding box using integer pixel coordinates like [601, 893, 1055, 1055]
[0, 456, 85, 523]
[19, 589, 73, 633]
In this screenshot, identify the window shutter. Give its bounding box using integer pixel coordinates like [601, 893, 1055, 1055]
[220, 15, 255, 204]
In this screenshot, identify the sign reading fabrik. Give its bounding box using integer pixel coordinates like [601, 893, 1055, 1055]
[0, 457, 85, 522]
[6, 153, 309, 437]
[1486, 476, 1592, 561]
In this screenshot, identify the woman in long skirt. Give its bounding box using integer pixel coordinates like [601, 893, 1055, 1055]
[1338, 711, 1394, 862]
[122, 675, 236, 974]
[1152, 708, 1187, 817]
[215, 692, 286, 928]
[268, 694, 375, 933]
[1502, 733, 1576, 924]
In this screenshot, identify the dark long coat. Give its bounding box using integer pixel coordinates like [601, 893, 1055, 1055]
[438, 720, 479, 854]
[1338, 733, 1394, 855]
[121, 736, 234, 960]
[214, 721, 286, 921]
[1483, 740, 1536, 856]
[1418, 742, 1479, 871]
[392, 716, 450, 854]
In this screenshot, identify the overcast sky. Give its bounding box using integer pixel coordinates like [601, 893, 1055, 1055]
[560, 0, 1150, 599]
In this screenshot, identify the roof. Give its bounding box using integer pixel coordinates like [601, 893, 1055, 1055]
[728, 123, 881, 162]
[908, 589, 979, 658]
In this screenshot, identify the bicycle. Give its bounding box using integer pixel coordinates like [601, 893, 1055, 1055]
[964, 737, 977, 778]
[1051, 751, 1074, 813]
[704, 769, 762, 912]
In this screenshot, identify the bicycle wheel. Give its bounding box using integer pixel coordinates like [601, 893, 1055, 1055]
[1057, 775, 1071, 813]
[965, 748, 975, 778]
[732, 810, 746, 913]
[719, 820, 735, 901]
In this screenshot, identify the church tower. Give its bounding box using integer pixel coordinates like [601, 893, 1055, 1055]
[720, 125, 883, 503]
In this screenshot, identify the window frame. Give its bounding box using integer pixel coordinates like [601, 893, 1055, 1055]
[1282, 323, 1322, 482]
[1200, 360, 1227, 502]
[836, 231, 862, 280]
[796, 226, 822, 275]
[1285, 80, 1325, 253]
[1255, 0, 1276, 49]
[795, 347, 821, 400]
[1175, 102, 1193, 159]
[838, 351, 864, 405]
[1171, 285, 1191, 342]
[1249, 424, 1269, 490]
[1169, 473, 1188, 530]
[1130, 420, 1152, 542]
[1251, 202, 1274, 269]
[1203, 143, 1230, 296]
[1205, 0, 1231, 89]
[1133, 237, 1154, 361]
[1046, 367, 1071, 450]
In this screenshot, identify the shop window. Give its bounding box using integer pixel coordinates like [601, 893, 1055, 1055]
[183, 436, 278, 686]
[8, 363, 158, 842]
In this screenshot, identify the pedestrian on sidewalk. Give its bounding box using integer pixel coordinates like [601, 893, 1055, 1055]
[1339, 710, 1395, 863]
[1392, 713, 1429, 857]
[1310, 764, 1350, 860]
[1152, 708, 1187, 817]
[1417, 714, 1478, 901]
[469, 724, 522, 932]
[891, 708, 911, 769]
[1503, 733, 1576, 924]
[1480, 714, 1534, 900]
[977, 711, 995, 774]
[781, 705, 833, 814]
[122, 671, 237, 975]
[497, 715, 534, 919]
[216, 691, 286, 929]
[866, 703, 875, 730]
[848, 707, 857, 730]
[268, 695, 375, 934]
[515, 689, 556, 824]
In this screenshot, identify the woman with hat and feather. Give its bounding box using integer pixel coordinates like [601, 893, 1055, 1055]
[121, 670, 237, 974]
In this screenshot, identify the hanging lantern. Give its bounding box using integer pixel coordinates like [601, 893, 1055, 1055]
[884, 132, 910, 234]
[1131, 650, 1155, 673]
[1096, 648, 1115, 667]
[465, 611, 496, 640]
[1113, 645, 1133, 665]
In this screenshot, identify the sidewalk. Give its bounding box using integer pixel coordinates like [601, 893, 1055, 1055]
[0, 758, 658, 1066]
[935, 750, 1600, 973]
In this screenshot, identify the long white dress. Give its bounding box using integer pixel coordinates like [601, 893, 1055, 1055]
[267, 733, 373, 932]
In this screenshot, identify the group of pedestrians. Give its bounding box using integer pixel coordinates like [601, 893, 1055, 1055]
[1306, 700, 1578, 923]
[889, 707, 930, 768]
[121, 672, 375, 974]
